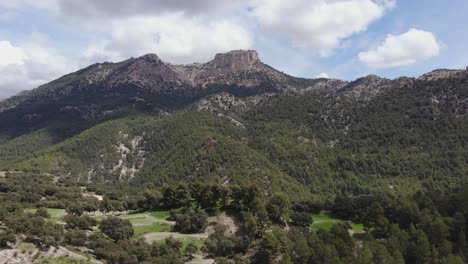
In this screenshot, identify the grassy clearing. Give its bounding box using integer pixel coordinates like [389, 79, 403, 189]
[93, 211, 174, 238]
[149, 210, 171, 220]
[350, 223, 365, 233]
[311, 212, 364, 233]
[181, 238, 205, 254]
[45, 208, 67, 221]
[311, 214, 339, 221]
[133, 222, 172, 237]
[311, 221, 337, 231]
[25, 208, 66, 222]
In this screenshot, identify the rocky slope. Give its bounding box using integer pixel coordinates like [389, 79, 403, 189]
[0, 50, 323, 139]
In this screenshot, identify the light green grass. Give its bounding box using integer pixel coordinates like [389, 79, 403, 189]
[310, 211, 364, 233]
[150, 237, 205, 254]
[94, 211, 174, 238]
[127, 217, 151, 225]
[133, 222, 172, 237]
[25, 208, 66, 222]
[311, 213, 339, 221]
[18, 242, 35, 252]
[45, 208, 67, 221]
[351, 223, 365, 233]
[149, 211, 171, 220]
[182, 238, 205, 254]
[311, 221, 337, 230]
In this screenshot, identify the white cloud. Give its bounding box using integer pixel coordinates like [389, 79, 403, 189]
[57, 0, 248, 19]
[83, 13, 253, 64]
[0, 0, 58, 11]
[251, 0, 394, 56]
[317, 72, 329, 78]
[0, 36, 76, 98]
[0, 0, 399, 98]
[358, 29, 441, 68]
[0, 41, 27, 66]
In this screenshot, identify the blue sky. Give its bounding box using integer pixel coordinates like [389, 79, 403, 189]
[0, 0, 467, 98]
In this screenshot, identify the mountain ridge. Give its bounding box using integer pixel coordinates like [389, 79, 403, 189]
[0, 50, 467, 201]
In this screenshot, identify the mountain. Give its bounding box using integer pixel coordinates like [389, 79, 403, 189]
[0, 50, 467, 201]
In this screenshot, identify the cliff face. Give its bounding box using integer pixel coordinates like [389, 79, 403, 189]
[208, 50, 260, 71]
[171, 49, 287, 88]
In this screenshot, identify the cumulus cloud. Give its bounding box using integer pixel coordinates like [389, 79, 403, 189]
[317, 73, 329, 78]
[0, 0, 58, 11]
[0, 41, 27, 66]
[57, 0, 248, 19]
[358, 29, 441, 68]
[251, 0, 395, 56]
[0, 1, 253, 98]
[0, 0, 399, 98]
[82, 13, 253, 64]
[0, 35, 76, 98]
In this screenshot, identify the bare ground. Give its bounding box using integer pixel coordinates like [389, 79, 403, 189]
[187, 254, 215, 264]
[143, 232, 209, 242]
[0, 243, 101, 264]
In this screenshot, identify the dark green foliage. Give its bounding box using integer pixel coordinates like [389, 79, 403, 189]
[89, 231, 186, 263]
[64, 215, 97, 230]
[99, 216, 134, 241]
[256, 227, 290, 263]
[65, 203, 84, 216]
[34, 207, 50, 218]
[3, 212, 64, 247]
[162, 184, 191, 209]
[190, 181, 229, 214]
[266, 193, 291, 224]
[0, 230, 16, 247]
[140, 189, 163, 210]
[290, 211, 313, 227]
[185, 243, 198, 259]
[204, 225, 247, 258]
[362, 201, 389, 237]
[64, 229, 87, 246]
[173, 209, 208, 234]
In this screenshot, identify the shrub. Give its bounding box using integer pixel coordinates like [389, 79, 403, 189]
[290, 211, 313, 227]
[64, 215, 97, 230]
[64, 229, 87, 246]
[99, 217, 134, 241]
[173, 209, 208, 234]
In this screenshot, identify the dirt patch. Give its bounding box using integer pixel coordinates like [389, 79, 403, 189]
[143, 232, 208, 242]
[206, 212, 240, 236]
[93, 211, 176, 226]
[187, 254, 215, 264]
[0, 243, 100, 264]
[82, 192, 104, 201]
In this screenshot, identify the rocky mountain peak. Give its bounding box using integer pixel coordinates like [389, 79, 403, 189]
[208, 50, 260, 71]
[107, 53, 180, 88]
[339, 74, 392, 99]
[418, 68, 467, 81]
[136, 53, 162, 63]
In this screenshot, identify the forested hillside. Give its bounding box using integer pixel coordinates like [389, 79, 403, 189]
[0, 50, 467, 263]
[1, 65, 466, 202]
